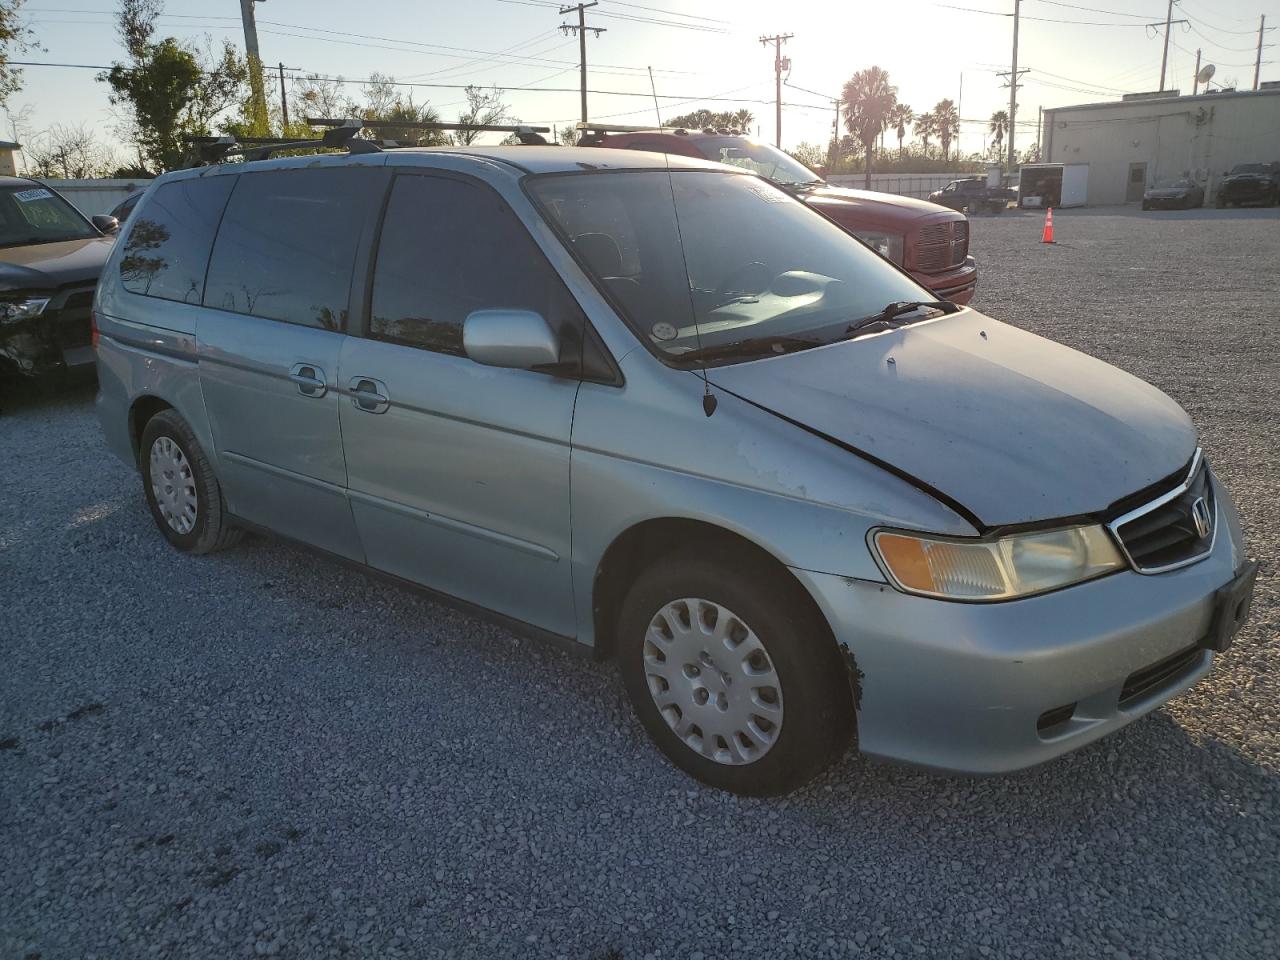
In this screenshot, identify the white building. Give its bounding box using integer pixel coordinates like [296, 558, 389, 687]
[1041, 88, 1280, 206]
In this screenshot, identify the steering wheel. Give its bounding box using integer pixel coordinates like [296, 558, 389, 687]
[716, 260, 771, 300]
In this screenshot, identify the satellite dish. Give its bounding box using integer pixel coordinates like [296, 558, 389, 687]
[1197, 63, 1216, 83]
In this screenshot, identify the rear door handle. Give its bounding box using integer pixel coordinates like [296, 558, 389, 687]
[348, 376, 390, 414]
[289, 363, 327, 397]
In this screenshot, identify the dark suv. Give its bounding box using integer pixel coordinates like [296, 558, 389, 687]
[1, 177, 119, 395]
[578, 127, 977, 304]
[1216, 162, 1280, 208]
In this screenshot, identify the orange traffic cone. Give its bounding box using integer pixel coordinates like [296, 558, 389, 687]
[1041, 207, 1056, 244]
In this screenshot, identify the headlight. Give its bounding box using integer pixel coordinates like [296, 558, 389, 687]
[871, 524, 1124, 601]
[853, 231, 905, 265]
[0, 296, 51, 324]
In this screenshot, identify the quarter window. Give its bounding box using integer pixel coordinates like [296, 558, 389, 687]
[119, 176, 234, 303]
[203, 167, 381, 329]
[369, 174, 584, 357]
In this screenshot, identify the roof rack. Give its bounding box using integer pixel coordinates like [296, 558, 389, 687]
[308, 118, 551, 145]
[181, 117, 554, 168]
[574, 122, 682, 133]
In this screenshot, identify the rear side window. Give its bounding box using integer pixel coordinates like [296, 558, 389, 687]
[204, 168, 381, 330]
[119, 176, 234, 303]
[368, 174, 584, 357]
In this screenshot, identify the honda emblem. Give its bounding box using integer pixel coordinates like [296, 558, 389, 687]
[1191, 497, 1212, 539]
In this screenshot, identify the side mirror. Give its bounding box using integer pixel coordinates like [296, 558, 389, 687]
[92, 214, 120, 235]
[463, 309, 560, 370]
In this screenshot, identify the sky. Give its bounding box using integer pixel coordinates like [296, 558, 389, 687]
[7, 0, 1279, 164]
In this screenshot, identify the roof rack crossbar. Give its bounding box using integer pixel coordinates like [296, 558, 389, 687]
[307, 117, 550, 144]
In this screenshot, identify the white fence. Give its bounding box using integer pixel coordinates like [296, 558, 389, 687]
[41, 178, 150, 216]
[827, 172, 984, 199]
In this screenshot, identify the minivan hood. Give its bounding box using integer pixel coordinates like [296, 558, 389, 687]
[708, 310, 1196, 528]
[0, 236, 113, 293]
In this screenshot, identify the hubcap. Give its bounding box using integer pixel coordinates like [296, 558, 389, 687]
[149, 436, 198, 535]
[642, 598, 784, 766]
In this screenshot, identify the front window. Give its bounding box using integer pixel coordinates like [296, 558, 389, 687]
[1230, 164, 1267, 175]
[690, 138, 822, 187]
[528, 170, 934, 365]
[1155, 178, 1193, 188]
[0, 185, 97, 248]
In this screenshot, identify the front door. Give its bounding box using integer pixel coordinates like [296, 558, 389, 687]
[1126, 162, 1147, 203]
[197, 162, 386, 560]
[338, 172, 585, 637]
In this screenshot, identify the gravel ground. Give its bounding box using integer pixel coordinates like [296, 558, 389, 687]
[2, 206, 1278, 960]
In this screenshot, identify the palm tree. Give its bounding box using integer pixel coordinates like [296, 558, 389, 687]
[988, 110, 1008, 162]
[841, 66, 897, 189]
[934, 98, 960, 161]
[887, 104, 913, 159]
[732, 108, 754, 132]
[914, 110, 936, 157]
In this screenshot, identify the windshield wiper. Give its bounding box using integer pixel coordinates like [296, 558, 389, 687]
[846, 300, 957, 336]
[673, 334, 823, 364]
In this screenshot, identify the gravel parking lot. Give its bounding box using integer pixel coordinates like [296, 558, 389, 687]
[2, 205, 1278, 960]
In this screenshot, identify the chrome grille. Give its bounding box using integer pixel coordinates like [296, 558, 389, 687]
[915, 220, 968, 273]
[1110, 451, 1215, 573]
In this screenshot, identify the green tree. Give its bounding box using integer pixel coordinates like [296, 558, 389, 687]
[887, 103, 913, 159]
[451, 85, 512, 146]
[988, 109, 1008, 162]
[788, 141, 826, 171]
[841, 66, 897, 189]
[914, 110, 936, 157]
[0, 1, 37, 109]
[99, 1, 247, 171]
[933, 98, 959, 161]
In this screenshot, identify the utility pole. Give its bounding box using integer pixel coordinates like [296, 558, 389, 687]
[1006, 0, 1020, 172]
[1159, 0, 1174, 92]
[1193, 48, 1201, 95]
[759, 33, 793, 148]
[560, 3, 605, 124]
[1256, 15, 1267, 91]
[278, 63, 295, 131]
[829, 96, 841, 168]
[239, 0, 269, 132]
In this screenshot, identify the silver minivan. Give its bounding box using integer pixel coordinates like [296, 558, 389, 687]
[95, 147, 1256, 795]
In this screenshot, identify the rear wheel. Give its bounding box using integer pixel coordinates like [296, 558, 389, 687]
[616, 548, 854, 795]
[139, 410, 241, 554]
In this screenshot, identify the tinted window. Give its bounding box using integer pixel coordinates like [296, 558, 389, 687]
[0, 186, 96, 248]
[204, 167, 380, 330]
[369, 174, 584, 357]
[119, 176, 234, 303]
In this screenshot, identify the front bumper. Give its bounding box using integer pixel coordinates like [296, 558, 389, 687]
[792, 473, 1248, 774]
[1221, 183, 1273, 204]
[911, 256, 977, 306]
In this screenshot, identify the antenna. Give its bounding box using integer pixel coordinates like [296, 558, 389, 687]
[1196, 63, 1216, 84]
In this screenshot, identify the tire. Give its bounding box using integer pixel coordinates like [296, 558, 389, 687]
[139, 409, 242, 554]
[1141, 201, 1150, 211]
[616, 547, 854, 796]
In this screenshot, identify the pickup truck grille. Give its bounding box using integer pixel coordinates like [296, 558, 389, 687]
[1110, 453, 1214, 573]
[915, 220, 969, 273]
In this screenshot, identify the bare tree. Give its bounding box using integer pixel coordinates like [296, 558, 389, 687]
[26, 124, 116, 179]
[293, 74, 356, 122]
[451, 86, 512, 146]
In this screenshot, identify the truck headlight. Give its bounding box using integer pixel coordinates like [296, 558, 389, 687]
[0, 296, 51, 324]
[871, 524, 1124, 601]
[853, 231, 905, 265]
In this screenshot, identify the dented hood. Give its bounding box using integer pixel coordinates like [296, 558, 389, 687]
[708, 310, 1197, 528]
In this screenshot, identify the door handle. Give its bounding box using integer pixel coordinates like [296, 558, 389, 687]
[348, 376, 390, 414]
[289, 363, 327, 397]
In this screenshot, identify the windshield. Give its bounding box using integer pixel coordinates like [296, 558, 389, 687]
[0, 185, 97, 248]
[691, 138, 821, 187]
[528, 170, 933, 363]
[1155, 178, 1193, 188]
[1230, 164, 1267, 175]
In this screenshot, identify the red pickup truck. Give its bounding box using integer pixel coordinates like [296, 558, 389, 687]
[577, 126, 977, 305]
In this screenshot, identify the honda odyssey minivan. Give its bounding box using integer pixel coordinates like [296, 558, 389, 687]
[94, 147, 1256, 795]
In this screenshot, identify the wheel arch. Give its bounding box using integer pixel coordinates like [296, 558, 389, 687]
[127, 395, 174, 463]
[590, 518, 849, 675]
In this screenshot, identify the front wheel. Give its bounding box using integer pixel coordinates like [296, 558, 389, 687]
[617, 549, 854, 795]
[139, 410, 242, 554]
